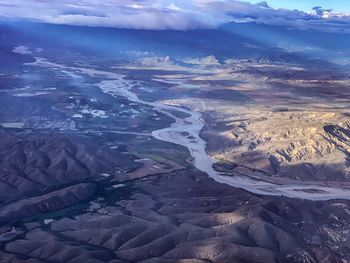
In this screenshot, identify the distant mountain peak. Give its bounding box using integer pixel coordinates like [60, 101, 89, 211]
[184, 55, 220, 66]
[135, 56, 174, 66]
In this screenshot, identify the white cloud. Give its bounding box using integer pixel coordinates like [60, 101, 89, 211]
[0, 0, 349, 32]
[0, 0, 224, 30]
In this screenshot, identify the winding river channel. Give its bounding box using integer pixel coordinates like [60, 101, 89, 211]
[32, 58, 350, 201]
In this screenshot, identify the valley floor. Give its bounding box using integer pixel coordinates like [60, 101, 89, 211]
[1, 50, 350, 262]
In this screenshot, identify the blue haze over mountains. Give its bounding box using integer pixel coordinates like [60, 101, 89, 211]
[2, 20, 350, 67]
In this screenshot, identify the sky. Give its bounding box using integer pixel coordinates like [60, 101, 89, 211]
[247, 0, 350, 13]
[0, 0, 349, 32]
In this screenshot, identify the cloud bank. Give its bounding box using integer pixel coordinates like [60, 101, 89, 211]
[0, 0, 349, 32]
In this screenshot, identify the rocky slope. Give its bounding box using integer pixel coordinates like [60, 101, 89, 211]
[1, 169, 349, 262]
[0, 132, 138, 222]
[204, 110, 350, 182]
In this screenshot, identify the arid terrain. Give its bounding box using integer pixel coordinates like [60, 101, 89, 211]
[196, 60, 350, 190]
[1, 21, 350, 263]
[2, 165, 350, 263]
[207, 110, 350, 180]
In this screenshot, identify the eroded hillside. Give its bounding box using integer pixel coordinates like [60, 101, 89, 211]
[206, 110, 350, 182]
